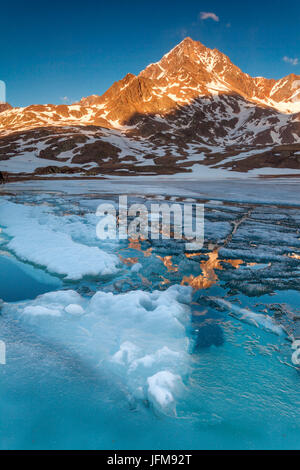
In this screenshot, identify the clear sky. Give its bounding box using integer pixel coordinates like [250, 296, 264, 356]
[1, 0, 299, 107]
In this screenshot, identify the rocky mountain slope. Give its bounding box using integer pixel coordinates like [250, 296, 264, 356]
[0, 37, 299, 179]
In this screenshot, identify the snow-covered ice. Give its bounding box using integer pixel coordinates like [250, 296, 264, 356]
[2, 285, 192, 412]
[0, 200, 120, 279]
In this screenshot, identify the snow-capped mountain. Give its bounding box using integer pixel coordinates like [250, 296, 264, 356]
[0, 37, 299, 179]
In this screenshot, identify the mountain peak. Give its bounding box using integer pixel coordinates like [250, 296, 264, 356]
[167, 37, 208, 58]
[1, 37, 299, 141]
[180, 36, 194, 43]
[178, 36, 199, 47]
[139, 37, 228, 94]
[0, 37, 299, 178]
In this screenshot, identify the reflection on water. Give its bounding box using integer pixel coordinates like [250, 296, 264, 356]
[119, 237, 245, 292]
[182, 248, 243, 290]
[185, 252, 202, 259]
[127, 238, 152, 257]
[288, 253, 300, 260]
[119, 255, 139, 266]
[157, 255, 178, 272]
[159, 275, 171, 286]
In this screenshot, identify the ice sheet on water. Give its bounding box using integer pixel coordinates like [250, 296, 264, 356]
[219, 246, 289, 263]
[211, 298, 284, 336]
[0, 200, 120, 280]
[3, 285, 192, 413]
[204, 220, 232, 242]
[234, 221, 300, 248]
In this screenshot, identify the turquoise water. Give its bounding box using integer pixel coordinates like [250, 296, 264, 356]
[0, 254, 61, 301]
[0, 187, 299, 450]
[0, 285, 299, 450]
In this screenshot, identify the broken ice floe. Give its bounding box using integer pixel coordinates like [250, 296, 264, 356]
[2, 285, 192, 413]
[0, 200, 120, 280]
[211, 298, 284, 336]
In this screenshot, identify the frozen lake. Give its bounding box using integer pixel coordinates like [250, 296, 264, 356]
[0, 178, 299, 450]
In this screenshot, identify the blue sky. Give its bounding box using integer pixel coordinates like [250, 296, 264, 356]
[1, 0, 299, 107]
